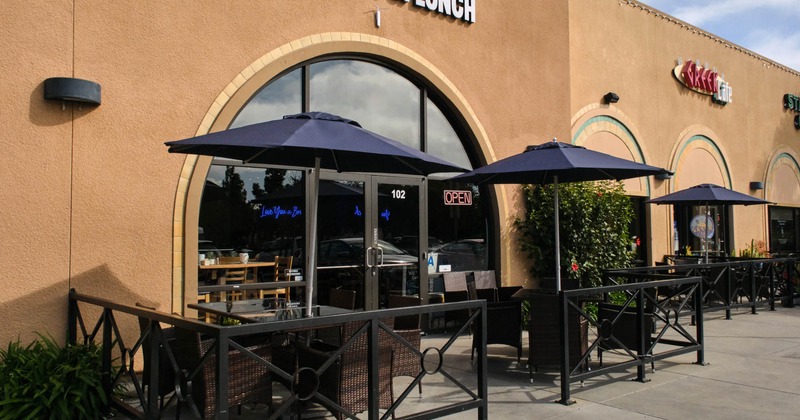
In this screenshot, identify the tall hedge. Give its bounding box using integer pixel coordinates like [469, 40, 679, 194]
[514, 181, 635, 288]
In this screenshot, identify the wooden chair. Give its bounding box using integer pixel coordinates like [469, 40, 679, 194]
[387, 295, 423, 395]
[260, 256, 292, 300]
[296, 320, 394, 420]
[219, 256, 246, 301]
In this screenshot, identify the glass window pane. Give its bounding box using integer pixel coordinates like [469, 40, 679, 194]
[310, 60, 421, 149]
[231, 68, 302, 129]
[427, 180, 486, 272]
[199, 165, 305, 290]
[426, 98, 472, 172]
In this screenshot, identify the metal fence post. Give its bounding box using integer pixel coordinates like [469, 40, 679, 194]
[558, 291, 574, 405]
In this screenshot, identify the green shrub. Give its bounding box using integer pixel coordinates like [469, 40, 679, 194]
[514, 180, 636, 288]
[0, 334, 107, 419]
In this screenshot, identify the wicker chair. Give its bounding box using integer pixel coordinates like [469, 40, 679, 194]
[442, 271, 474, 330]
[527, 293, 589, 377]
[597, 302, 655, 371]
[471, 300, 523, 363]
[296, 320, 394, 420]
[473, 270, 499, 302]
[387, 295, 422, 395]
[173, 329, 272, 419]
[135, 305, 177, 409]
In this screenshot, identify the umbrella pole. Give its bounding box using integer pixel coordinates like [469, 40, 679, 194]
[704, 203, 709, 263]
[554, 177, 561, 293]
[305, 156, 321, 316]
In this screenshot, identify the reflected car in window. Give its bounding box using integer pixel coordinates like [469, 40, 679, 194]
[431, 239, 486, 271]
[317, 238, 420, 299]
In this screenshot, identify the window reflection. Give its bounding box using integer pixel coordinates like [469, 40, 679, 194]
[310, 60, 420, 149]
[426, 98, 472, 172]
[199, 165, 305, 286]
[230, 68, 302, 128]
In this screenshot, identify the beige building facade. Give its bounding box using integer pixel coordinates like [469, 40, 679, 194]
[1, 0, 798, 345]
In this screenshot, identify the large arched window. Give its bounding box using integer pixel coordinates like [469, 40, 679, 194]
[198, 58, 485, 304]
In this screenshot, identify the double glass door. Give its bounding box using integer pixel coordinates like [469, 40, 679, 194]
[315, 174, 424, 310]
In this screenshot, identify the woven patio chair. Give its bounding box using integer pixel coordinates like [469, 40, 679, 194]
[597, 302, 655, 372]
[135, 304, 177, 409]
[473, 270, 499, 302]
[471, 300, 523, 363]
[442, 271, 474, 331]
[388, 295, 423, 395]
[173, 328, 272, 419]
[296, 319, 394, 419]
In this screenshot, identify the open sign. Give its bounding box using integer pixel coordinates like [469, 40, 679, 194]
[444, 190, 472, 206]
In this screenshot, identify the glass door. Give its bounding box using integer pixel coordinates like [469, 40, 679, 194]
[365, 177, 423, 310]
[314, 177, 367, 309]
[315, 174, 425, 310]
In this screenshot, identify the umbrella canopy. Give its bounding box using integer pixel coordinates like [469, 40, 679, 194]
[450, 140, 670, 291]
[646, 183, 771, 206]
[167, 112, 467, 314]
[451, 141, 670, 185]
[646, 184, 772, 262]
[166, 111, 462, 175]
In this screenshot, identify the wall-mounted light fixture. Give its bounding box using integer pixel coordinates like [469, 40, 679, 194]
[655, 171, 673, 180]
[603, 92, 620, 104]
[750, 181, 764, 190]
[44, 77, 101, 109]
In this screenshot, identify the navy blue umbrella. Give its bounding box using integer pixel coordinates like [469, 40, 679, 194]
[450, 140, 669, 291]
[647, 184, 772, 262]
[167, 112, 467, 313]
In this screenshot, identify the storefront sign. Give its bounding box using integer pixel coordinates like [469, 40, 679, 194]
[444, 190, 472, 205]
[402, 0, 476, 24]
[673, 60, 733, 105]
[784, 94, 800, 129]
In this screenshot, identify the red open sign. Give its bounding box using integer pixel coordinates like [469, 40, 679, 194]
[444, 190, 472, 206]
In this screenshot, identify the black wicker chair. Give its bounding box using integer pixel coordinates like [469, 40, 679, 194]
[296, 320, 394, 419]
[173, 328, 272, 419]
[388, 295, 423, 395]
[471, 300, 523, 363]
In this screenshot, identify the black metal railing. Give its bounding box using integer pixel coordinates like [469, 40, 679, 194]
[554, 276, 705, 404]
[605, 257, 800, 316]
[67, 289, 488, 419]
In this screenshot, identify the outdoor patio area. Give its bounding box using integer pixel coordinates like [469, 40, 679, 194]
[115, 303, 800, 419]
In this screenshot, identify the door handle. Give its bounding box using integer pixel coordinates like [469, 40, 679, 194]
[376, 247, 384, 266]
[365, 246, 375, 268]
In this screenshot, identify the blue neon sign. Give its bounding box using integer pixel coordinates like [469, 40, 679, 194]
[260, 205, 303, 219]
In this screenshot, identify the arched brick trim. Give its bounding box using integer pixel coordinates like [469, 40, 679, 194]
[171, 33, 494, 312]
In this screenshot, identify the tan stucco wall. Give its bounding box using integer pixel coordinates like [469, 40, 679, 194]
[0, 1, 571, 345]
[569, 0, 800, 263]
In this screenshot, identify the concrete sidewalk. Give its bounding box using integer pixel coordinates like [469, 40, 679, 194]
[418, 305, 800, 419]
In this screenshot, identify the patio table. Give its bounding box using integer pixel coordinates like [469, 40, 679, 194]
[189, 299, 352, 324]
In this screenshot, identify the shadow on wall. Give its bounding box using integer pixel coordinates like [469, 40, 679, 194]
[0, 264, 160, 346]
